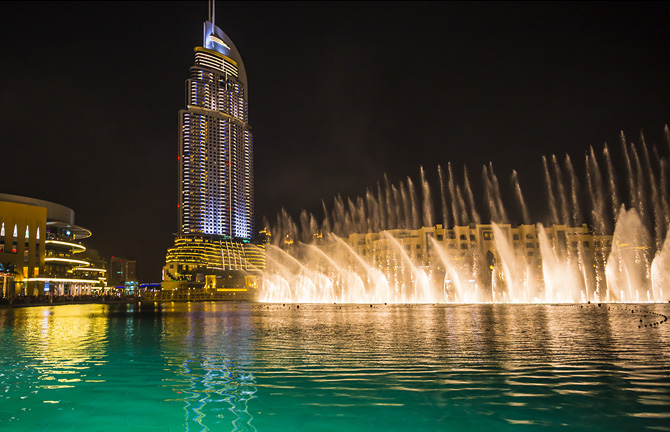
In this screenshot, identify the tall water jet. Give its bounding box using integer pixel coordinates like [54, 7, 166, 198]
[299, 210, 310, 243]
[483, 165, 500, 223]
[542, 155, 559, 225]
[368, 193, 377, 233]
[585, 150, 608, 235]
[605, 206, 652, 302]
[389, 185, 400, 229]
[333, 195, 346, 236]
[565, 154, 582, 226]
[661, 159, 670, 235]
[384, 175, 395, 229]
[448, 163, 461, 226]
[464, 166, 481, 224]
[651, 231, 670, 302]
[456, 185, 468, 226]
[407, 177, 420, 229]
[537, 225, 583, 303]
[621, 131, 636, 209]
[262, 128, 669, 305]
[307, 244, 367, 302]
[603, 143, 621, 220]
[333, 235, 391, 302]
[591, 146, 610, 227]
[551, 154, 571, 225]
[491, 224, 529, 302]
[321, 200, 332, 234]
[420, 166, 434, 228]
[488, 163, 508, 224]
[640, 134, 664, 251]
[630, 143, 649, 231]
[346, 197, 358, 233]
[383, 231, 435, 302]
[437, 164, 450, 228]
[376, 183, 387, 232]
[511, 170, 530, 225]
[400, 182, 411, 230]
[430, 236, 481, 303]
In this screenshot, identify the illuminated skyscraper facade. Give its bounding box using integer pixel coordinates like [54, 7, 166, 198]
[163, 12, 264, 289]
[179, 20, 253, 239]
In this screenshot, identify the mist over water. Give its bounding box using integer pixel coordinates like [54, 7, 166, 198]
[262, 129, 670, 303]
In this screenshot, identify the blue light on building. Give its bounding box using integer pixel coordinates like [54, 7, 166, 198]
[178, 19, 253, 239]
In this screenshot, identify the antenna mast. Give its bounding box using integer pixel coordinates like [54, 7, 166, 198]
[208, 0, 215, 26]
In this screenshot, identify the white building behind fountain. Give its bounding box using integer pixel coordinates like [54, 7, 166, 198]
[261, 128, 670, 304]
[262, 223, 619, 304]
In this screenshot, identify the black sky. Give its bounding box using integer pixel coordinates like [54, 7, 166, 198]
[1, 1, 669, 281]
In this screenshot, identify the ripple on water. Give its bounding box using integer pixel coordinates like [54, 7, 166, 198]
[0, 303, 669, 431]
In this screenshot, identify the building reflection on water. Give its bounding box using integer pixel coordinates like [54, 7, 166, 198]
[159, 302, 258, 431]
[0, 302, 669, 431]
[3, 305, 109, 390]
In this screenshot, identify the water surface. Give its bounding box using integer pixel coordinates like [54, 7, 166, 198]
[1, 302, 669, 431]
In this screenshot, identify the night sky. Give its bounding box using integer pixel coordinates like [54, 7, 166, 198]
[1, 2, 669, 281]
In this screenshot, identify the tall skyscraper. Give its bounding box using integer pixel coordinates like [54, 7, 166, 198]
[179, 13, 253, 239]
[163, 6, 264, 288]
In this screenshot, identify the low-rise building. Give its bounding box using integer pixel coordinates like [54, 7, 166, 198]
[0, 194, 102, 297]
[342, 223, 613, 300]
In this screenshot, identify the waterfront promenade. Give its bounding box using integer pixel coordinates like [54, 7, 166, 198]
[0, 295, 138, 309]
[1, 289, 256, 308]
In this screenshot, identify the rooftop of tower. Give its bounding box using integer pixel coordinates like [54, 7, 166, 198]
[201, 20, 247, 87]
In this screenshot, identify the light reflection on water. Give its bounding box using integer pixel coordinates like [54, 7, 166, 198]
[0, 303, 669, 431]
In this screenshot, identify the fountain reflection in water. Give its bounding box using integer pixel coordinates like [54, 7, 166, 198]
[262, 129, 670, 304]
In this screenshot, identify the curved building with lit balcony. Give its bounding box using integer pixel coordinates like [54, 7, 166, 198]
[0, 194, 105, 296]
[164, 9, 263, 293]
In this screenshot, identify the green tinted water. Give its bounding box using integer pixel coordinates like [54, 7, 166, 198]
[1, 303, 669, 431]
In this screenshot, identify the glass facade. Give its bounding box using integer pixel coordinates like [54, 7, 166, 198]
[179, 21, 253, 240]
[164, 19, 263, 285]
